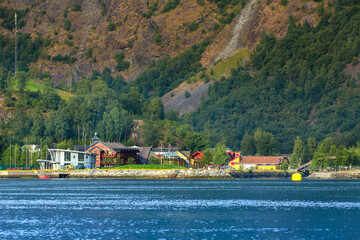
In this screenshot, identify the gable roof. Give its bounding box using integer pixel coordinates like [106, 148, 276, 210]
[138, 147, 152, 160]
[101, 142, 127, 149]
[191, 151, 203, 159]
[176, 150, 190, 157]
[86, 141, 139, 153]
[73, 145, 91, 151]
[240, 156, 287, 165]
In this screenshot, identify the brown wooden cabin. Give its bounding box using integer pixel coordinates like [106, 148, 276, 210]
[85, 141, 139, 168]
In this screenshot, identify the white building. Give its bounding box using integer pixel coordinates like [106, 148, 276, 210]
[37, 149, 97, 170]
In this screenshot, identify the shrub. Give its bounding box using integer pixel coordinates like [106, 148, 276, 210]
[149, 156, 161, 164]
[142, 2, 158, 18]
[154, 33, 162, 45]
[188, 21, 198, 31]
[220, 12, 236, 24]
[351, 57, 358, 66]
[196, 0, 205, 6]
[204, 74, 210, 83]
[108, 22, 116, 31]
[185, 90, 191, 98]
[127, 157, 136, 164]
[64, 39, 73, 46]
[162, 0, 180, 13]
[3, 97, 14, 107]
[64, 19, 71, 31]
[85, 48, 93, 58]
[71, 3, 82, 12]
[280, 0, 288, 6]
[280, 162, 289, 171]
[63, 9, 68, 18]
[213, 22, 220, 31]
[114, 52, 130, 71]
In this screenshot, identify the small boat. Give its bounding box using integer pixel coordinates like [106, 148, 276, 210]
[38, 175, 50, 179]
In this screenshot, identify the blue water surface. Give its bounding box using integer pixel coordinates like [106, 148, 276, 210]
[0, 179, 359, 240]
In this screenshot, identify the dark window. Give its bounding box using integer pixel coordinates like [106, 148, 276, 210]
[64, 152, 71, 161]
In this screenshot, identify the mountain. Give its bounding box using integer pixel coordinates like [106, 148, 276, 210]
[1, 0, 322, 85]
[1, 0, 360, 157]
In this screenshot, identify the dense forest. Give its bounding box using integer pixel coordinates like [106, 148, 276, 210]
[1, 0, 360, 169]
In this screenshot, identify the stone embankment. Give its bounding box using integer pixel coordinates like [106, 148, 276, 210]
[308, 170, 360, 180]
[0, 169, 292, 179]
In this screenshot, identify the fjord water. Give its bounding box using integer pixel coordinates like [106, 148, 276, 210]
[0, 179, 359, 240]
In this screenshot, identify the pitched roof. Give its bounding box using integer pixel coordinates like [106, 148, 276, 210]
[73, 145, 91, 151]
[86, 141, 139, 153]
[240, 156, 287, 165]
[178, 151, 191, 159]
[191, 151, 203, 159]
[138, 147, 152, 160]
[101, 142, 127, 149]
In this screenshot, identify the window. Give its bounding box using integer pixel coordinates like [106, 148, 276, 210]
[65, 152, 70, 161]
[79, 154, 84, 162]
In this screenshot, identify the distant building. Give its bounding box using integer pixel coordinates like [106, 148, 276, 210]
[37, 149, 96, 170]
[229, 155, 289, 170]
[137, 147, 152, 164]
[152, 147, 190, 167]
[85, 141, 139, 168]
[191, 151, 203, 168]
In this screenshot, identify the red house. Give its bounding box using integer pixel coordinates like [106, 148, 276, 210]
[190, 151, 203, 168]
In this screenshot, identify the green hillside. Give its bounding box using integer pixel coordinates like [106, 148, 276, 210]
[2, 1, 360, 169]
[189, 1, 360, 153]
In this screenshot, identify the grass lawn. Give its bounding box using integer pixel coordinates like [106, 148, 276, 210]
[12, 80, 74, 101]
[27, 81, 74, 101]
[111, 164, 188, 170]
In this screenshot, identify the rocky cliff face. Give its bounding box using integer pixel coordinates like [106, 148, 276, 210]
[2, 0, 322, 86]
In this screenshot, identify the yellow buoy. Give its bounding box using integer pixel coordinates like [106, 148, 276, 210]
[292, 172, 302, 181]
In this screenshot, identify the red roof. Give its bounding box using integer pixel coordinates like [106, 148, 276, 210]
[240, 156, 287, 165]
[191, 151, 203, 160]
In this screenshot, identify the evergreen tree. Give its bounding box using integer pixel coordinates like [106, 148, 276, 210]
[143, 98, 165, 121]
[201, 148, 214, 166]
[213, 144, 228, 166]
[306, 137, 317, 161]
[240, 132, 256, 155]
[290, 136, 306, 169]
[254, 129, 276, 156]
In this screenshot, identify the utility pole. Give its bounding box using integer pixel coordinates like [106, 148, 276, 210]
[14, 13, 18, 76]
[9, 140, 11, 170]
[26, 139, 28, 169]
[40, 139, 42, 160]
[14, 145, 16, 168]
[160, 142, 163, 165]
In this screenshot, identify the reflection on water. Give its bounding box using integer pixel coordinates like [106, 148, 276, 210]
[0, 179, 359, 239]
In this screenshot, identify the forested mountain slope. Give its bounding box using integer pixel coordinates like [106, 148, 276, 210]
[189, 0, 360, 152]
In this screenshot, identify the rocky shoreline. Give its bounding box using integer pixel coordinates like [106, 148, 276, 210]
[0, 169, 292, 179]
[307, 170, 360, 180]
[2, 169, 359, 179]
